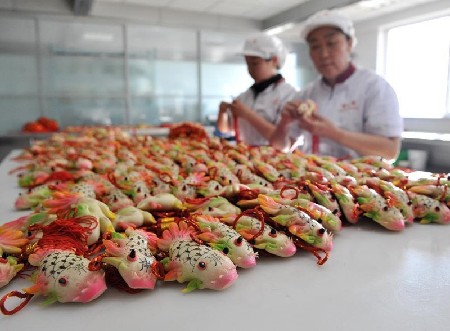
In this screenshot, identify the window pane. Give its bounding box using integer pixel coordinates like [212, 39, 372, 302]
[41, 56, 125, 96]
[386, 17, 450, 118]
[288, 42, 314, 89]
[43, 97, 126, 127]
[200, 31, 252, 123]
[130, 96, 198, 125]
[128, 25, 198, 124]
[202, 96, 227, 124]
[0, 98, 41, 134]
[202, 62, 251, 97]
[40, 21, 125, 97]
[0, 18, 39, 134]
[154, 60, 198, 95]
[0, 18, 37, 95]
[280, 51, 301, 90]
[128, 58, 154, 96]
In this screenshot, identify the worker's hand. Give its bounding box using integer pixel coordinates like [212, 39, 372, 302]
[229, 100, 253, 119]
[279, 100, 303, 125]
[219, 101, 232, 114]
[300, 112, 340, 139]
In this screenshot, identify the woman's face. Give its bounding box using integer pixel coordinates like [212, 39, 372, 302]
[307, 26, 353, 84]
[245, 56, 277, 83]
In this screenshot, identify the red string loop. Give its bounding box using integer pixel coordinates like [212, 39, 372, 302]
[280, 185, 300, 199]
[292, 237, 329, 265]
[0, 291, 34, 315]
[232, 208, 265, 242]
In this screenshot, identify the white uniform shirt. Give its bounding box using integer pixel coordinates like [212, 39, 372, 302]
[236, 81, 297, 146]
[289, 67, 403, 158]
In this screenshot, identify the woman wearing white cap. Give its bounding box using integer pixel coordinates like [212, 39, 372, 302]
[216, 32, 297, 146]
[270, 10, 403, 160]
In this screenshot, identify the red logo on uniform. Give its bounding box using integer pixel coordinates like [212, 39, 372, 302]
[340, 100, 357, 111]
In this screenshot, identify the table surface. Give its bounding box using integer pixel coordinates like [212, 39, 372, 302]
[1, 151, 450, 331]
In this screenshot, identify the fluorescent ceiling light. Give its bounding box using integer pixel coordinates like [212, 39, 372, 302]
[358, 0, 394, 9]
[82, 32, 114, 42]
[265, 23, 295, 36]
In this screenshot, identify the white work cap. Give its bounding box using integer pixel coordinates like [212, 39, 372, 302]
[242, 32, 288, 69]
[300, 10, 356, 45]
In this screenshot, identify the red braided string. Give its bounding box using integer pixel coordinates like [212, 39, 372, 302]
[233, 116, 240, 143]
[439, 183, 448, 203]
[280, 185, 300, 199]
[292, 237, 328, 265]
[30, 216, 96, 256]
[0, 291, 34, 315]
[232, 208, 265, 241]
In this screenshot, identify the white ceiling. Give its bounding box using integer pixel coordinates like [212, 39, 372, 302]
[96, 0, 438, 21]
[338, 0, 439, 22]
[95, 0, 311, 20]
[273, 0, 438, 41]
[95, 0, 441, 43]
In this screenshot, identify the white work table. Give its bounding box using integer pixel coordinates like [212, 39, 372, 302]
[1, 151, 449, 331]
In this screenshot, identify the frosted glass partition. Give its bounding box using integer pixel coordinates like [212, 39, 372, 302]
[201, 96, 229, 124]
[0, 98, 41, 134]
[0, 55, 38, 95]
[41, 56, 125, 97]
[127, 25, 198, 125]
[39, 21, 124, 55]
[200, 30, 251, 122]
[0, 17, 307, 135]
[202, 63, 252, 97]
[201, 30, 246, 65]
[0, 17, 38, 133]
[39, 21, 125, 127]
[44, 97, 127, 127]
[280, 52, 300, 90]
[201, 63, 252, 122]
[130, 96, 198, 125]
